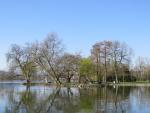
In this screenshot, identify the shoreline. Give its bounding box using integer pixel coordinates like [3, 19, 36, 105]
[1, 81, 150, 87]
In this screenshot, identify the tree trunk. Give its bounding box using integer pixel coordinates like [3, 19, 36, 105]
[114, 59, 118, 83]
[115, 69, 118, 83]
[78, 75, 81, 83]
[104, 69, 107, 83]
[67, 77, 71, 83]
[56, 77, 61, 85]
[26, 79, 30, 84]
[104, 47, 107, 83]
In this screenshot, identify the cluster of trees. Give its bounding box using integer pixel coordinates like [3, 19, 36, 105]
[6, 33, 81, 84]
[133, 57, 150, 81]
[90, 41, 133, 83]
[6, 32, 150, 84]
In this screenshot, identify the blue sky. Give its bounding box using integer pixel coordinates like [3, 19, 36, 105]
[0, 0, 150, 70]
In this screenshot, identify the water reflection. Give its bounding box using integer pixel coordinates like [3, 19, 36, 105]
[0, 84, 150, 113]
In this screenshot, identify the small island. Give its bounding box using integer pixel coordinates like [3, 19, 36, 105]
[1, 33, 149, 88]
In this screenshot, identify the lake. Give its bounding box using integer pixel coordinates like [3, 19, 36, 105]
[0, 83, 150, 113]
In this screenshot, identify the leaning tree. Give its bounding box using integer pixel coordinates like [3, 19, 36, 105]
[6, 44, 36, 83]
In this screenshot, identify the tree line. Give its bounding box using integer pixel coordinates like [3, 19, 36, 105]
[6, 33, 150, 84]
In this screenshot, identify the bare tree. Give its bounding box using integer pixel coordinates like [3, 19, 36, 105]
[31, 33, 64, 84]
[6, 44, 36, 83]
[59, 53, 81, 83]
[111, 41, 132, 83]
[134, 57, 150, 81]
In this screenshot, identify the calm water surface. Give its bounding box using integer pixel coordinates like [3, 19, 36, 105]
[0, 83, 150, 113]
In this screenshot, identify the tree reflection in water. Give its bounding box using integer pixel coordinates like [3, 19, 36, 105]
[2, 84, 150, 113]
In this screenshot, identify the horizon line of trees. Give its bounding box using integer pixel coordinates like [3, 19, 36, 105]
[6, 32, 150, 84]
